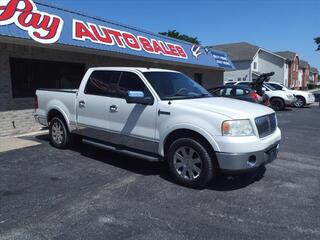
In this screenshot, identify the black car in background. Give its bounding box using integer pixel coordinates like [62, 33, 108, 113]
[208, 85, 270, 106]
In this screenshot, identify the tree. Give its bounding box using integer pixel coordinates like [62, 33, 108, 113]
[159, 30, 200, 45]
[315, 37, 320, 50]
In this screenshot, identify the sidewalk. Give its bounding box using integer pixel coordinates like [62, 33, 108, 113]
[0, 130, 48, 153]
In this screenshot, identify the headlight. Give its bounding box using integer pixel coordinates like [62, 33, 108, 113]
[222, 120, 255, 137]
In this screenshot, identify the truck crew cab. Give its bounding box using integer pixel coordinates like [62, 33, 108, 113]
[35, 67, 281, 188]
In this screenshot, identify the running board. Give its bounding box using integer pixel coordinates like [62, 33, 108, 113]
[82, 139, 160, 162]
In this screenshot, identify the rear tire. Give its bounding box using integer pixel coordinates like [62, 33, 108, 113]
[270, 98, 285, 111]
[49, 117, 72, 149]
[293, 96, 306, 108]
[167, 138, 217, 189]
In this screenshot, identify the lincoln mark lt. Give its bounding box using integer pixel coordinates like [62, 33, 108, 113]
[35, 67, 281, 188]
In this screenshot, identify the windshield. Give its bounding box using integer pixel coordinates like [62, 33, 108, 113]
[143, 72, 212, 100]
[267, 83, 290, 91]
[264, 83, 277, 91]
[280, 84, 290, 90]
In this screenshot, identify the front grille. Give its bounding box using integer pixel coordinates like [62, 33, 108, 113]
[255, 113, 277, 138]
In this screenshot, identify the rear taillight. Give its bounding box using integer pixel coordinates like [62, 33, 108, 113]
[35, 95, 38, 109]
[251, 92, 260, 102]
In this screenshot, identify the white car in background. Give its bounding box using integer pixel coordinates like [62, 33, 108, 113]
[265, 82, 315, 108]
[227, 82, 296, 111]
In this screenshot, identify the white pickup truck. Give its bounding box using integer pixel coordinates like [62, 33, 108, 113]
[35, 67, 281, 188]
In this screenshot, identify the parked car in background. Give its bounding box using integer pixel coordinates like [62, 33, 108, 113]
[265, 82, 315, 108]
[35, 67, 281, 188]
[208, 85, 270, 106]
[228, 82, 296, 111]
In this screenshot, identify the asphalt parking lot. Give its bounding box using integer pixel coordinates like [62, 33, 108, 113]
[1, 105, 320, 240]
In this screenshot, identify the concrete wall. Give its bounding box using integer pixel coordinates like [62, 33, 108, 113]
[225, 52, 286, 84]
[284, 63, 289, 87]
[0, 43, 223, 136]
[224, 61, 251, 83]
[257, 51, 285, 84]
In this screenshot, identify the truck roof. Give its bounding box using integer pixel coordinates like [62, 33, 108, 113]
[88, 67, 179, 73]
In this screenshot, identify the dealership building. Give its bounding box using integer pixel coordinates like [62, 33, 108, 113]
[0, 0, 234, 137]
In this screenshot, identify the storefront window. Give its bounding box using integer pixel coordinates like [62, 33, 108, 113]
[10, 58, 85, 98]
[194, 73, 203, 85]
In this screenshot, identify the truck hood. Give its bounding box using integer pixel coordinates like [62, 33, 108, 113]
[173, 97, 274, 119]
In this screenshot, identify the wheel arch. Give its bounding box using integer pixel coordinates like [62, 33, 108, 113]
[162, 128, 218, 160]
[47, 108, 71, 132]
[270, 96, 285, 103]
[295, 95, 306, 102]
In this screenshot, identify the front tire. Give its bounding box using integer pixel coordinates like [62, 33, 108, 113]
[293, 96, 306, 108]
[167, 138, 217, 189]
[49, 117, 72, 149]
[270, 98, 285, 111]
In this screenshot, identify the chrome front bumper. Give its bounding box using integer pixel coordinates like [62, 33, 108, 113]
[216, 141, 280, 172]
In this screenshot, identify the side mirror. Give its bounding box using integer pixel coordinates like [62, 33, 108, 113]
[262, 87, 267, 91]
[126, 91, 154, 105]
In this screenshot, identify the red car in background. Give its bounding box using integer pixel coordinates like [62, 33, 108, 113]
[208, 85, 270, 106]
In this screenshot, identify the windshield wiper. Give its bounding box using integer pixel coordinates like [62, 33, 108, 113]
[162, 93, 211, 101]
[193, 93, 212, 98]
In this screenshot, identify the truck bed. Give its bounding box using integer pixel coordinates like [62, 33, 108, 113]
[36, 89, 78, 127]
[37, 88, 78, 93]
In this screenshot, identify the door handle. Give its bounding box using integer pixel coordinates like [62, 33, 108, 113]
[79, 100, 86, 108]
[110, 105, 118, 112]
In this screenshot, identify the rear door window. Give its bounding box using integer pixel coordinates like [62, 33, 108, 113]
[235, 88, 245, 95]
[224, 87, 233, 96]
[84, 71, 121, 97]
[235, 88, 251, 96]
[269, 83, 283, 90]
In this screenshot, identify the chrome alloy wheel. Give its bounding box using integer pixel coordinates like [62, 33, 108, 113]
[173, 146, 202, 180]
[51, 121, 64, 144]
[294, 98, 304, 108]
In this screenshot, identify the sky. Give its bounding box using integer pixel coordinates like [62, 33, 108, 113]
[49, 0, 319, 68]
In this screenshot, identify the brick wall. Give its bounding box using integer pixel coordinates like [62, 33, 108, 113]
[0, 42, 223, 137]
[291, 57, 299, 88]
[314, 73, 319, 85]
[302, 65, 310, 89]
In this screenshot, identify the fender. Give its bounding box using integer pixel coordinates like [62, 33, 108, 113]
[158, 123, 221, 156]
[46, 101, 73, 132]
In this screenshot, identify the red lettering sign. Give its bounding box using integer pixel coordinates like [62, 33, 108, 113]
[0, 1, 188, 59]
[0, 0, 64, 44]
[122, 32, 140, 50]
[138, 36, 155, 53]
[73, 20, 188, 59]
